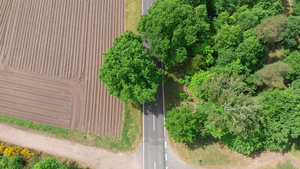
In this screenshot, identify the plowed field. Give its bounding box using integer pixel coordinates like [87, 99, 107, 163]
[0, 0, 124, 137]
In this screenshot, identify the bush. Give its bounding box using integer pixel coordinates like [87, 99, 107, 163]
[0, 154, 24, 169]
[178, 78, 185, 85]
[222, 133, 264, 155]
[178, 91, 187, 100]
[33, 158, 71, 169]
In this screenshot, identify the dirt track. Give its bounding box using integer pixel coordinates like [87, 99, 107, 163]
[0, 0, 124, 137]
[0, 123, 139, 169]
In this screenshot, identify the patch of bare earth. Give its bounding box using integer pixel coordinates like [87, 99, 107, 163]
[0, 0, 125, 137]
[0, 123, 139, 169]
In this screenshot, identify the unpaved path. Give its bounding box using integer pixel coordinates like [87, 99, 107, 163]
[0, 123, 139, 169]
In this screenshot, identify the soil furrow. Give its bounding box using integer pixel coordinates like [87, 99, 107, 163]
[0, 0, 125, 137]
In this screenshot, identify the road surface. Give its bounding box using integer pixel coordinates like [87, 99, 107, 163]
[142, 1, 166, 169]
[142, 1, 198, 169]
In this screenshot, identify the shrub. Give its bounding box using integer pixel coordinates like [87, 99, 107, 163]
[33, 158, 71, 169]
[178, 91, 187, 100]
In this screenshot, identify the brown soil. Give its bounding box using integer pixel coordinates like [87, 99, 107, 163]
[0, 0, 125, 137]
[0, 123, 139, 169]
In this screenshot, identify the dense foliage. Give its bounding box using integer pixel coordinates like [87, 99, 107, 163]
[259, 89, 300, 151]
[99, 31, 163, 103]
[254, 15, 288, 43]
[157, 0, 300, 156]
[165, 105, 206, 142]
[99, 0, 300, 156]
[137, 0, 210, 66]
[0, 143, 75, 169]
[282, 16, 300, 48]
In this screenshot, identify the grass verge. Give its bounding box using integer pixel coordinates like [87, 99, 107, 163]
[125, 0, 142, 34]
[0, 102, 142, 151]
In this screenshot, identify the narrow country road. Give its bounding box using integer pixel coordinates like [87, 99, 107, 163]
[142, 1, 167, 169]
[142, 1, 199, 169]
[0, 123, 139, 169]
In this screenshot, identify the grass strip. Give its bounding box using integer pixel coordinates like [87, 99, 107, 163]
[0, 103, 142, 151]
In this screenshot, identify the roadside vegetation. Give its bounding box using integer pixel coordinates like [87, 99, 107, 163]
[0, 103, 141, 151]
[99, 0, 300, 167]
[0, 141, 84, 169]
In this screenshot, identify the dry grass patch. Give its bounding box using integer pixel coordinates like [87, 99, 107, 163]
[168, 136, 244, 168]
[125, 0, 142, 34]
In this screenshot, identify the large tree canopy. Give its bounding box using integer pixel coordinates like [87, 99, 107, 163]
[214, 25, 242, 54]
[259, 89, 300, 151]
[254, 15, 288, 43]
[137, 0, 210, 66]
[282, 16, 300, 48]
[201, 73, 263, 138]
[165, 105, 206, 142]
[283, 51, 300, 81]
[255, 61, 292, 89]
[99, 31, 163, 103]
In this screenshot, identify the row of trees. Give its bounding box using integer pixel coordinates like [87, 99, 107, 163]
[99, 0, 300, 155]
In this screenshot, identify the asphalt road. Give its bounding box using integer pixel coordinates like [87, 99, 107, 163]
[142, 1, 198, 169]
[142, 1, 166, 169]
[143, 81, 166, 169]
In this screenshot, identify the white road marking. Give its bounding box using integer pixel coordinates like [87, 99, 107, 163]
[165, 141, 167, 149]
[154, 162, 156, 169]
[165, 154, 168, 161]
[153, 115, 155, 131]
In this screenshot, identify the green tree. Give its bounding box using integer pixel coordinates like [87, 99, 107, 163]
[255, 61, 293, 89]
[283, 51, 300, 81]
[290, 79, 300, 89]
[292, 0, 300, 15]
[99, 31, 163, 103]
[179, 0, 205, 7]
[213, 0, 241, 14]
[201, 73, 263, 138]
[213, 12, 236, 31]
[189, 70, 212, 99]
[33, 158, 71, 169]
[254, 15, 288, 43]
[137, 0, 210, 66]
[222, 132, 264, 155]
[235, 29, 264, 72]
[165, 105, 206, 142]
[186, 54, 206, 75]
[259, 89, 300, 151]
[211, 59, 246, 75]
[232, 5, 259, 31]
[214, 25, 242, 54]
[251, 0, 283, 21]
[282, 16, 300, 48]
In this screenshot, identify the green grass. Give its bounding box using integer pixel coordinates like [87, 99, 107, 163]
[0, 115, 72, 138]
[0, 103, 142, 151]
[276, 160, 296, 169]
